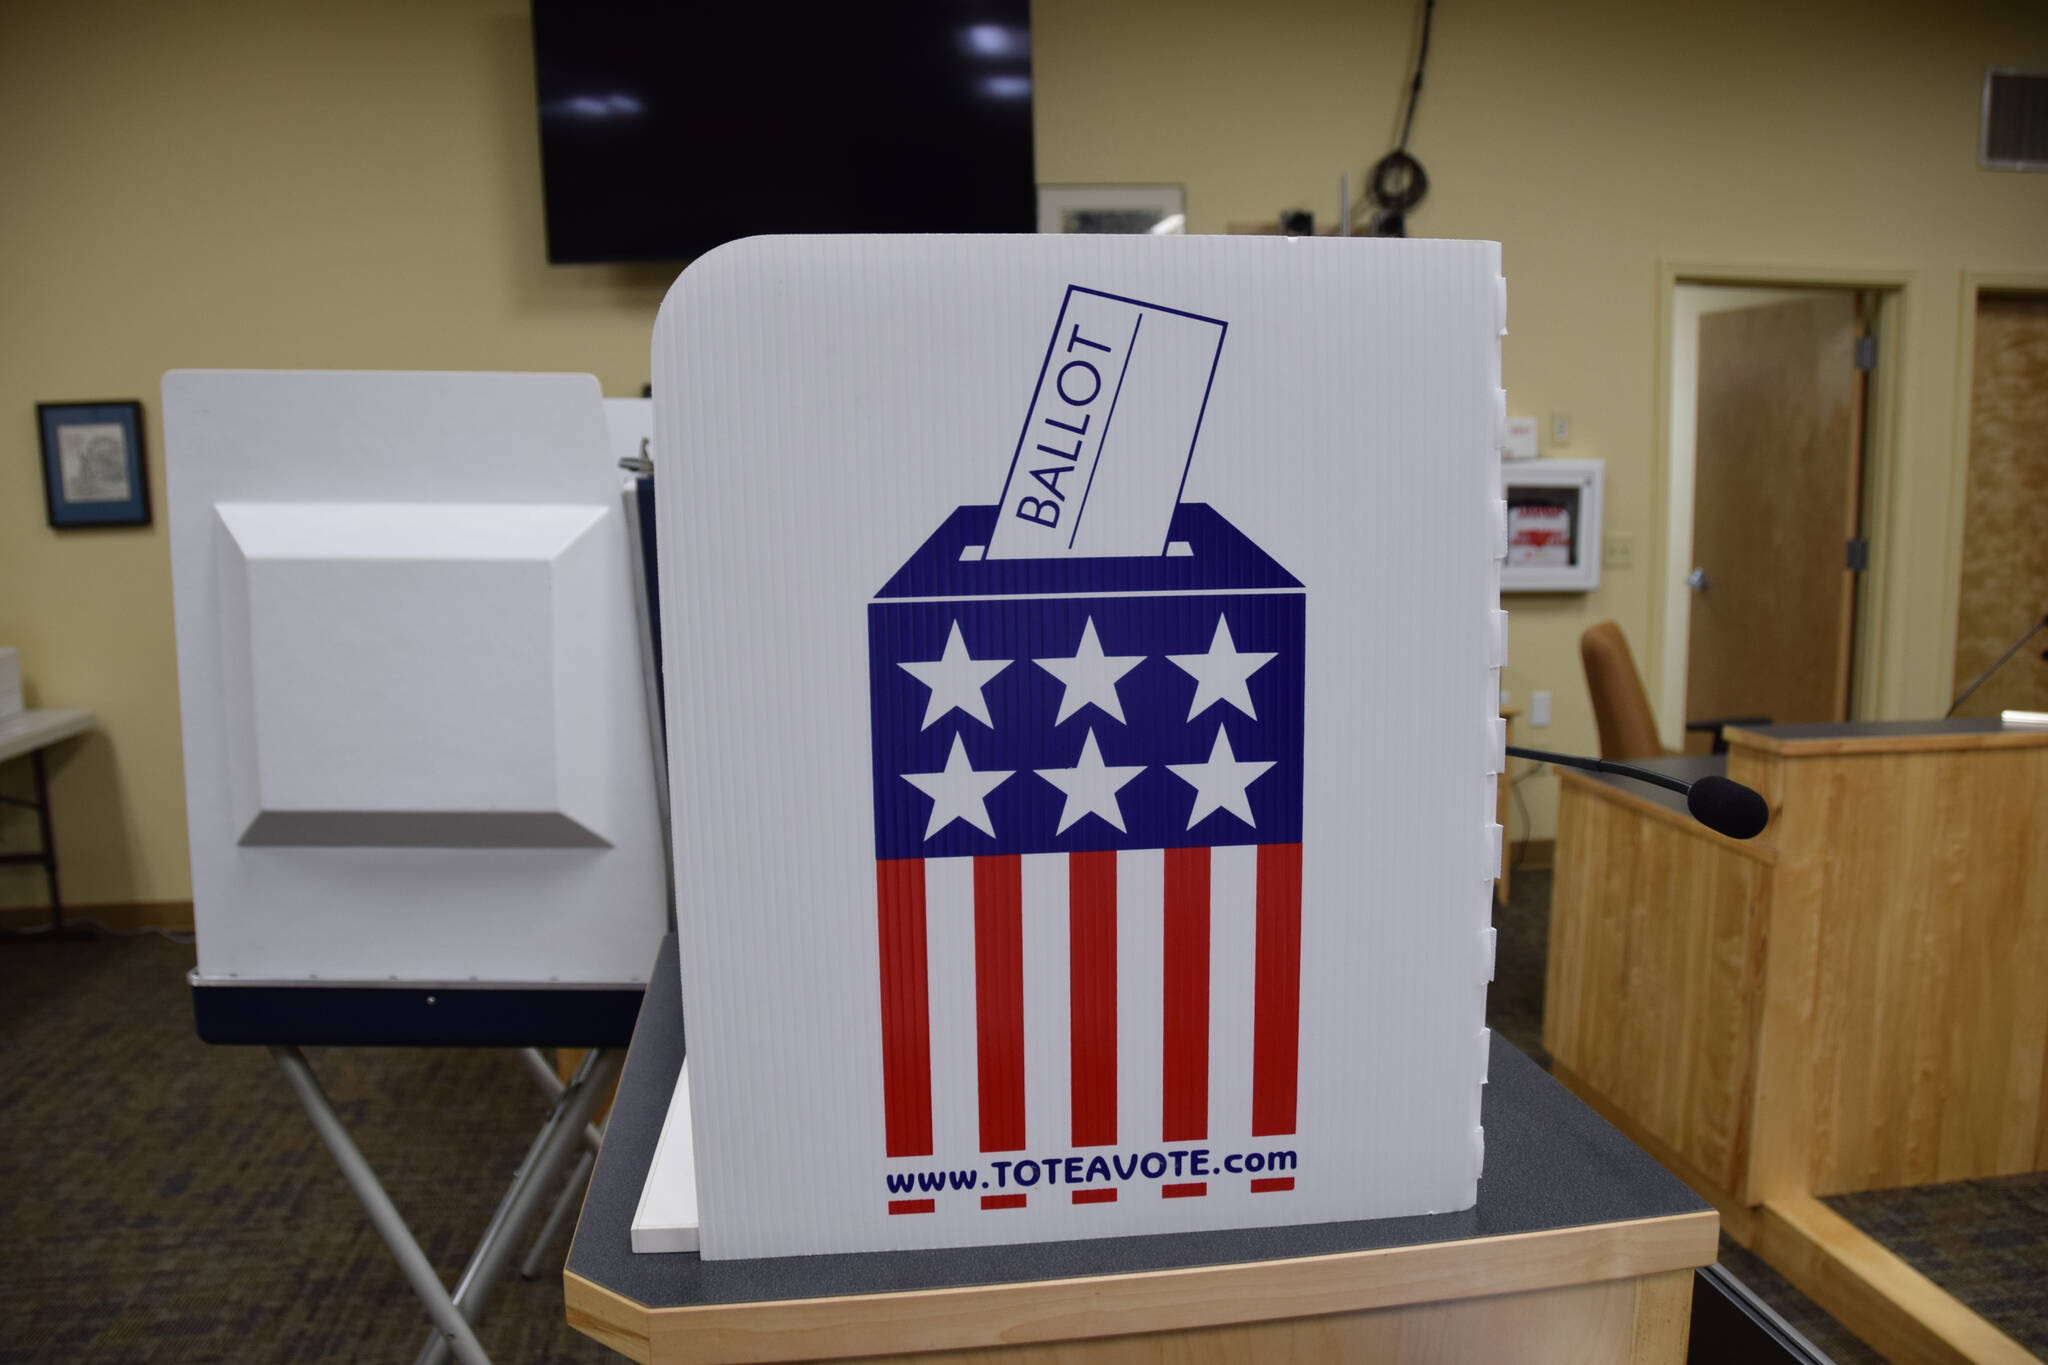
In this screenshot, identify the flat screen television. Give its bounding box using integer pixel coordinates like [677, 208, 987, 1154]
[531, 2, 1036, 264]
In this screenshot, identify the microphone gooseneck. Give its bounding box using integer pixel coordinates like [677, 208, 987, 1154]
[1505, 744, 1770, 840]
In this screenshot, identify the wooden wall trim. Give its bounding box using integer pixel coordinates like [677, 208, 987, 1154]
[0, 900, 193, 932]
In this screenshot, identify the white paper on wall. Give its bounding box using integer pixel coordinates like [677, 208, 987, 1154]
[652, 235, 1504, 1259]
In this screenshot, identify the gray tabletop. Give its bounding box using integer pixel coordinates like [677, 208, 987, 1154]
[570, 936, 1709, 1309]
[1734, 717, 2017, 742]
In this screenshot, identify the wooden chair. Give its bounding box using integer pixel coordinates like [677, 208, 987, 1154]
[1580, 621, 1765, 759]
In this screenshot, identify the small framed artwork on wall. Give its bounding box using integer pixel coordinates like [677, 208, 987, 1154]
[38, 400, 150, 528]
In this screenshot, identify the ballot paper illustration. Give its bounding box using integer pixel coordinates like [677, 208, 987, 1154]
[867, 290, 1310, 1217]
[986, 288, 1227, 559]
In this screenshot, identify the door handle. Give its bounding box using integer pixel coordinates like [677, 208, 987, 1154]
[1686, 567, 1711, 593]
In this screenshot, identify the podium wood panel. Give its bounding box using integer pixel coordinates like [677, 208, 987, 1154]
[1547, 721, 2048, 1363]
[1545, 771, 1772, 1197]
[1728, 730, 2048, 1197]
[570, 938, 1714, 1364]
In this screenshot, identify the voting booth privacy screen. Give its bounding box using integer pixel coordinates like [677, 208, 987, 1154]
[654, 235, 1509, 1258]
[163, 371, 669, 986]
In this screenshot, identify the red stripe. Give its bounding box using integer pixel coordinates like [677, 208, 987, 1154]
[1072, 1188, 1118, 1204]
[1252, 843, 1304, 1137]
[981, 1193, 1027, 1210]
[1162, 846, 1210, 1143]
[888, 1198, 935, 1215]
[1162, 1182, 1207, 1198]
[974, 854, 1026, 1152]
[1068, 850, 1118, 1147]
[876, 859, 932, 1158]
[1250, 1177, 1295, 1193]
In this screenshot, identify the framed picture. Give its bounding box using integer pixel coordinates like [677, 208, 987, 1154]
[1037, 184, 1186, 235]
[37, 400, 150, 528]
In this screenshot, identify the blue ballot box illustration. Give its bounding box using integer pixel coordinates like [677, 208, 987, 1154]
[865, 502, 1310, 1216]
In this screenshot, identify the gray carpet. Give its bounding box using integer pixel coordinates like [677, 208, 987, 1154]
[0, 934, 609, 1363]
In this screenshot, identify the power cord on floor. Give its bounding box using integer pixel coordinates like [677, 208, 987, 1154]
[1509, 759, 1548, 875]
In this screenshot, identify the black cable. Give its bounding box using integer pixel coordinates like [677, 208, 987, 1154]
[1945, 611, 2048, 717]
[1395, 0, 1434, 153]
[1508, 758, 1540, 874]
[1368, 0, 1435, 236]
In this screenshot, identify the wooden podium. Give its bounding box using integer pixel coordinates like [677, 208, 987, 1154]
[566, 939, 1716, 1364]
[1547, 719, 2048, 1364]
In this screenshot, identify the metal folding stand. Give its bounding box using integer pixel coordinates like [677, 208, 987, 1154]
[271, 1040, 622, 1365]
[0, 746, 93, 939]
[513, 1047, 606, 1281]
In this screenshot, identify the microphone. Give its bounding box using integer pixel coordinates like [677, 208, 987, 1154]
[1506, 745, 1770, 840]
[1945, 611, 2048, 718]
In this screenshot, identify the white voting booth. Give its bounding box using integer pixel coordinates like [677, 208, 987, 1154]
[166, 371, 668, 985]
[164, 371, 669, 1365]
[645, 235, 1508, 1260]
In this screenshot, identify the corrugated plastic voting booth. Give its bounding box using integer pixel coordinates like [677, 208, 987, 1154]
[644, 234, 1512, 1260]
[164, 370, 670, 1365]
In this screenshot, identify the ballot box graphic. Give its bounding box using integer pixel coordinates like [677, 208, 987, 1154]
[867, 501, 1307, 1214]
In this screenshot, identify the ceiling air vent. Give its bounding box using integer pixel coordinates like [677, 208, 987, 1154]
[1982, 70, 2048, 170]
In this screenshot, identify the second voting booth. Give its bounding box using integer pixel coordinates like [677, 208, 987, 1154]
[650, 234, 1509, 1259]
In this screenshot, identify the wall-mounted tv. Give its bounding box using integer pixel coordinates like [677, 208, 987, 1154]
[531, 2, 1036, 264]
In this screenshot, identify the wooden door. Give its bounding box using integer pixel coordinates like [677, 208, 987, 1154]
[1686, 294, 1864, 727]
[1953, 294, 2048, 716]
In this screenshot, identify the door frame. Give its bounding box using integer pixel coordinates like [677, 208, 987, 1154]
[1651, 260, 1914, 747]
[1943, 271, 2048, 704]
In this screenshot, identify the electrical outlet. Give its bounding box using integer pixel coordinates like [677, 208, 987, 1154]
[1550, 412, 1571, 446]
[1531, 690, 1552, 727]
[1603, 535, 1634, 570]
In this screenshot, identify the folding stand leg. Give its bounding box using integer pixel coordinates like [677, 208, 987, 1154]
[413, 1046, 622, 1365]
[518, 1147, 595, 1280]
[514, 1047, 605, 1279]
[518, 1046, 605, 1154]
[271, 1045, 492, 1365]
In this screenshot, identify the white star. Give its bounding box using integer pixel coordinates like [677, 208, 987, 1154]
[1035, 728, 1146, 834]
[1167, 616, 1276, 721]
[1167, 725, 1275, 830]
[1035, 617, 1145, 725]
[900, 622, 1010, 730]
[902, 734, 1013, 840]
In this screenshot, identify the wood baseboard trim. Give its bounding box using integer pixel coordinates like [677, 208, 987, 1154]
[1752, 1195, 2037, 1365]
[1549, 1068, 2039, 1365]
[0, 900, 194, 932]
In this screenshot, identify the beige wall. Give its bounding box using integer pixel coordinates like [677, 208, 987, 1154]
[3, 0, 2044, 907]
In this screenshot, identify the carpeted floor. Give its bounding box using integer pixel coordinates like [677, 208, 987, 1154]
[3, 879, 2041, 1363]
[0, 934, 609, 1363]
[1827, 1174, 2048, 1355]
